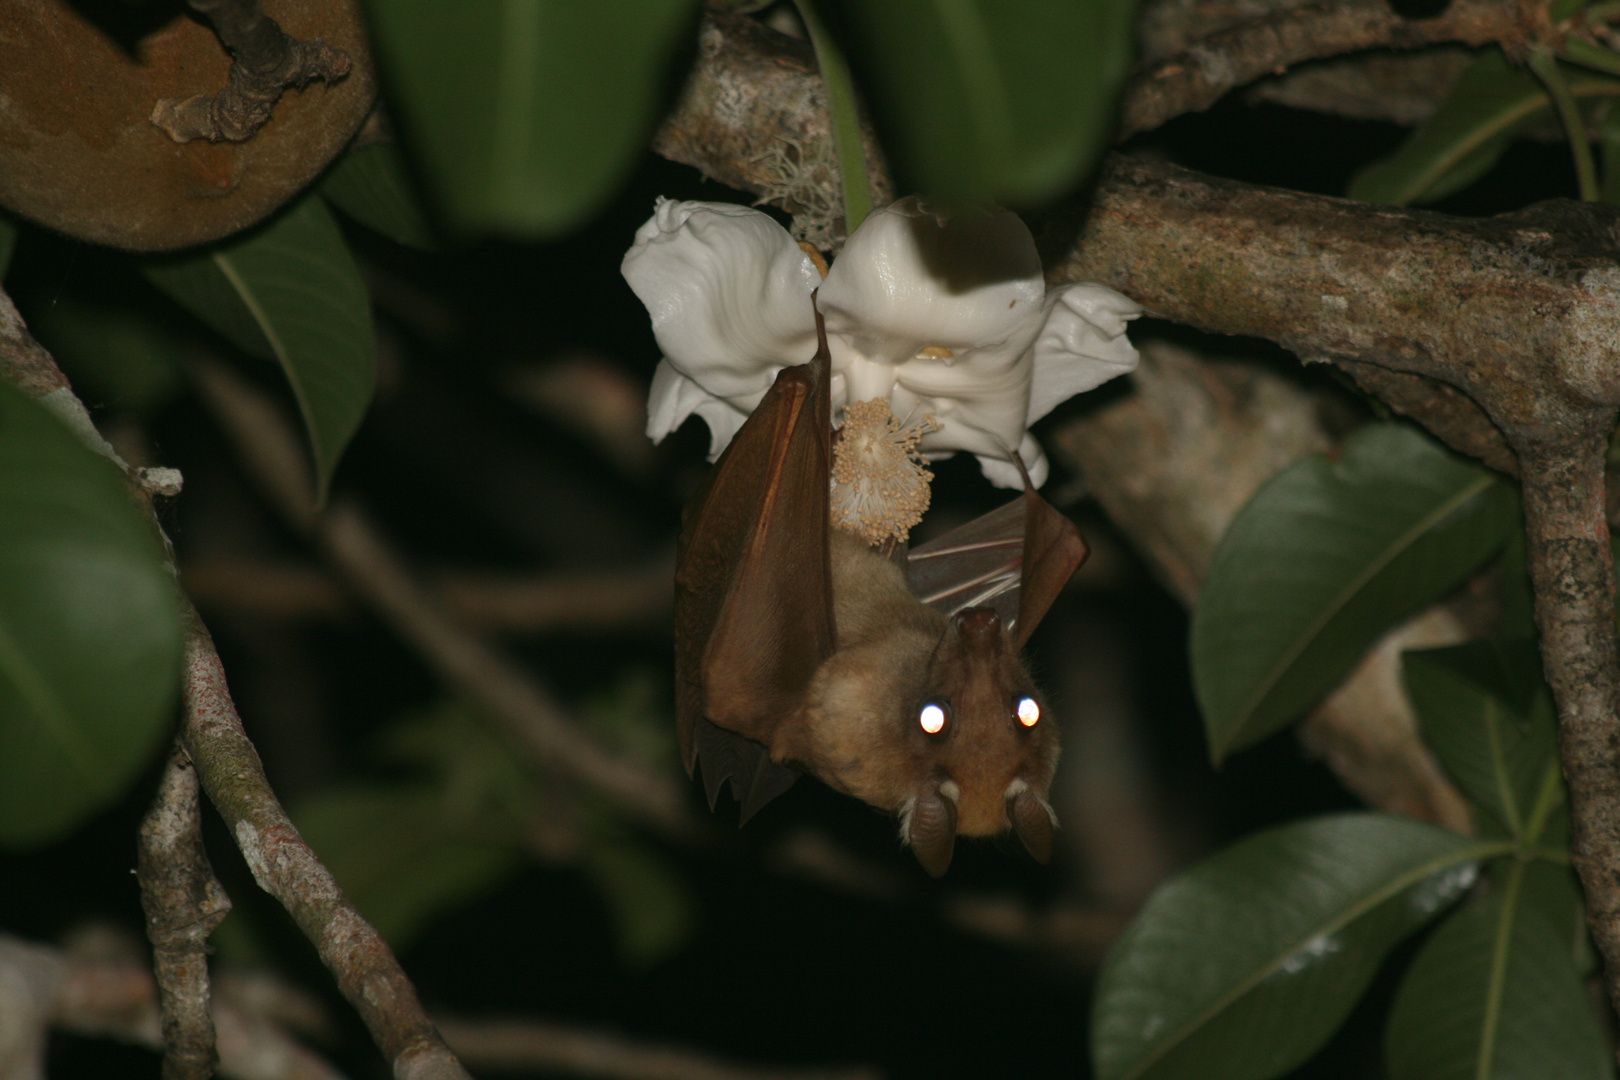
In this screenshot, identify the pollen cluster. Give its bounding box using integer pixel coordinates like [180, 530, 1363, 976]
[829, 398, 940, 546]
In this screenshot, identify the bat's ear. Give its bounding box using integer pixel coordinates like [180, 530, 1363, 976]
[904, 786, 958, 877]
[1008, 786, 1058, 864]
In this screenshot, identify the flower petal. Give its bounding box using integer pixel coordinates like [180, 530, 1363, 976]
[645, 358, 751, 459]
[817, 197, 1045, 367]
[976, 433, 1049, 490]
[622, 198, 821, 404]
[1027, 283, 1142, 423]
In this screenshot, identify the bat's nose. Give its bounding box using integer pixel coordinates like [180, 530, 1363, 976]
[953, 606, 1000, 637]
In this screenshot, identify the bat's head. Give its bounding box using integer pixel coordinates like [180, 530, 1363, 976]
[897, 606, 1060, 877]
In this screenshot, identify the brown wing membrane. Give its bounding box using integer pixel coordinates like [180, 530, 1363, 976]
[672, 311, 834, 815]
[1013, 486, 1087, 648]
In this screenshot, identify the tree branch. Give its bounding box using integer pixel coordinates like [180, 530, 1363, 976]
[138, 744, 234, 1080]
[1119, 0, 1542, 139]
[0, 932, 349, 1080]
[151, 0, 351, 143]
[182, 618, 473, 1080]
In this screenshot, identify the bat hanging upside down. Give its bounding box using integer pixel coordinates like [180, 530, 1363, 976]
[674, 309, 1088, 876]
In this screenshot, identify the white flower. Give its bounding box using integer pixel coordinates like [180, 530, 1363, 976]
[622, 196, 1141, 488]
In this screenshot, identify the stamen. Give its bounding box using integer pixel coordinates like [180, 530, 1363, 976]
[830, 398, 941, 545]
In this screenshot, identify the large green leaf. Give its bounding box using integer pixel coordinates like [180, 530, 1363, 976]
[1349, 47, 1620, 207]
[320, 141, 437, 251]
[836, 0, 1139, 207]
[365, 0, 698, 237]
[1092, 814, 1497, 1080]
[143, 195, 376, 498]
[1385, 861, 1610, 1080]
[1403, 639, 1565, 843]
[1192, 423, 1515, 762]
[0, 381, 180, 847]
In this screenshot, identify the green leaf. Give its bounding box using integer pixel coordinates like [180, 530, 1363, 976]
[30, 300, 184, 415]
[1386, 861, 1610, 1080]
[1092, 814, 1496, 1080]
[1403, 639, 1564, 842]
[0, 381, 180, 847]
[365, 0, 699, 237]
[320, 141, 437, 250]
[583, 841, 694, 965]
[143, 195, 375, 499]
[836, 0, 1139, 207]
[294, 782, 521, 949]
[1349, 47, 1620, 206]
[1192, 423, 1515, 762]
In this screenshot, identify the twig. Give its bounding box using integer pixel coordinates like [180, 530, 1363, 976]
[1119, 0, 1542, 139]
[151, 0, 351, 143]
[435, 1016, 882, 1080]
[138, 744, 234, 1080]
[182, 618, 472, 1080]
[0, 933, 347, 1080]
[186, 357, 698, 840]
[182, 555, 676, 632]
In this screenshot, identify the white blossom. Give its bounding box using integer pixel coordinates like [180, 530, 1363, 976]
[622, 195, 1142, 488]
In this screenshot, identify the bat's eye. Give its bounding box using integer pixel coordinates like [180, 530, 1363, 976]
[919, 699, 951, 735]
[1015, 696, 1041, 728]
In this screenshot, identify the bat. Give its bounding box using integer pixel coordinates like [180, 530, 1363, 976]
[673, 309, 1089, 876]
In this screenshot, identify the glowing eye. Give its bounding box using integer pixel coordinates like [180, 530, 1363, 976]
[1016, 696, 1041, 727]
[919, 700, 949, 735]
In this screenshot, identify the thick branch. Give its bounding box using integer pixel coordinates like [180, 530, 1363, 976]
[1055, 156, 1620, 431]
[1516, 432, 1620, 1011]
[183, 619, 472, 1080]
[1120, 0, 1541, 139]
[152, 0, 351, 143]
[138, 745, 233, 1080]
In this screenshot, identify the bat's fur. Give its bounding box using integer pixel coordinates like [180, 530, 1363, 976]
[775, 531, 1061, 844]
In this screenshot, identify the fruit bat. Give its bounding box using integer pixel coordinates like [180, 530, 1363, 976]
[673, 311, 1088, 876]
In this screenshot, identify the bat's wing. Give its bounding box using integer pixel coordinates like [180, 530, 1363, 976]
[1012, 486, 1088, 648]
[673, 313, 834, 820]
[904, 484, 1087, 646]
[691, 717, 801, 821]
[905, 498, 1025, 626]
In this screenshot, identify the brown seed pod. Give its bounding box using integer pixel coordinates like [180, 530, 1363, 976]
[0, 0, 377, 251]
